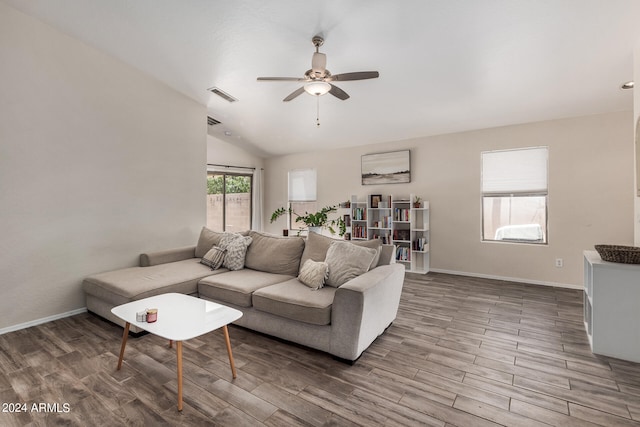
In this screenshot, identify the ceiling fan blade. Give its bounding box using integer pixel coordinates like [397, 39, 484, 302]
[257, 77, 305, 81]
[283, 86, 305, 102]
[329, 84, 350, 100]
[329, 71, 379, 81]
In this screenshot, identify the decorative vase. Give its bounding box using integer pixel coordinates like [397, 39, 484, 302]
[308, 226, 322, 235]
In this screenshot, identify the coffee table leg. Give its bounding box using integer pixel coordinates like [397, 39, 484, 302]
[176, 341, 183, 411]
[222, 325, 237, 379]
[117, 322, 130, 370]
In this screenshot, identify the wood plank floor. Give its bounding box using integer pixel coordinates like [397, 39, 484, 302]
[2, 272, 640, 426]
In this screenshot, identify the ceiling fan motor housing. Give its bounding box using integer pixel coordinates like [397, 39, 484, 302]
[311, 52, 327, 76]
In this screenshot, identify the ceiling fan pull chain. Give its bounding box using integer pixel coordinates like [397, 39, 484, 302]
[316, 96, 320, 127]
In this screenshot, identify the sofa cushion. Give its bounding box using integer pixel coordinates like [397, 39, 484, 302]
[198, 269, 294, 307]
[195, 227, 225, 258]
[219, 233, 252, 271]
[299, 232, 383, 273]
[245, 231, 305, 276]
[325, 241, 377, 287]
[200, 246, 226, 270]
[83, 259, 220, 306]
[252, 279, 337, 326]
[298, 259, 329, 290]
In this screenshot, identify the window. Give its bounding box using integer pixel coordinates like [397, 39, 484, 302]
[206, 172, 252, 232]
[481, 147, 548, 244]
[288, 169, 317, 230]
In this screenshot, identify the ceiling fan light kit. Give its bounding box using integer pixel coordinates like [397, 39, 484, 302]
[304, 81, 331, 96]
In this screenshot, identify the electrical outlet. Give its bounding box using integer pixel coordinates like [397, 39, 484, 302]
[555, 258, 563, 268]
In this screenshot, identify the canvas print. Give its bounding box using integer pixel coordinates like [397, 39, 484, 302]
[361, 150, 410, 185]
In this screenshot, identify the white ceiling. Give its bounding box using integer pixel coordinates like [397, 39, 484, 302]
[5, 0, 640, 157]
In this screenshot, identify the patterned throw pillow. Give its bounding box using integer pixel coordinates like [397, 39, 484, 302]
[219, 233, 253, 271]
[298, 259, 329, 290]
[200, 246, 226, 270]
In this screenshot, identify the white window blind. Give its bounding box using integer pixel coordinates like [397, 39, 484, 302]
[482, 147, 548, 194]
[288, 169, 317, 201]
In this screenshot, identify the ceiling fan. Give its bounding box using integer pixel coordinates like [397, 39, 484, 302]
[257, 36, 379, 102]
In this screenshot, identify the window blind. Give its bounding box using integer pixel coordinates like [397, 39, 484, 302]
[288, 169, 317, 201]
[482, 147, 548, 194]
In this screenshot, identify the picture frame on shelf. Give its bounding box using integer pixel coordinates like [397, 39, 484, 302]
[370, 194, 382, 208]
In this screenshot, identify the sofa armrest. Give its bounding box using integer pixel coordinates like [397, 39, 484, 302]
[139, 246, 196, 267]
[330, 263, 405, 360]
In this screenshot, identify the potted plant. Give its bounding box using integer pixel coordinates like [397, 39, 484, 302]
[413, 196, 422, 208]
[271, 205, 346, 236]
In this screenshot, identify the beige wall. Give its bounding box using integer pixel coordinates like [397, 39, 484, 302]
[0, 4, 207, 331]
[265, 111, 634, 287]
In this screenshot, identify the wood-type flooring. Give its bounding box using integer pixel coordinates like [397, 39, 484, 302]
[1, 272, 640, 426]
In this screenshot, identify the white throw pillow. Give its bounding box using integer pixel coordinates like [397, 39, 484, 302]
[298, 259, 329, 290]
[324, 241, 378, 287]
[219, 233, 253, 271]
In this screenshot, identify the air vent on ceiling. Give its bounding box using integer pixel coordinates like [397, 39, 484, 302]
[207, 116, 221, 126]
[207, 87, 238, 103]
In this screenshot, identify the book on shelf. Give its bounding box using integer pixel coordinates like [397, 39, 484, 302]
[395, 246, 410, 261]
[393, 208, 410, 221]
[412, 237, 428, 252]
[393, 229, 410, 241]
[353, 207, 367, 220]
[372, 231, 391, 245]
[352, 224, 367, 239]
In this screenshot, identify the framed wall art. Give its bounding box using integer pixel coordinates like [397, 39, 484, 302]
[361, 150, 410, 185]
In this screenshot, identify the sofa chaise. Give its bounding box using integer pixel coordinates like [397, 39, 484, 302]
[83, 228, 405, 361]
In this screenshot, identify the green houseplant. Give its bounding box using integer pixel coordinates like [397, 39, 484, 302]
[271, 205, 346, 236]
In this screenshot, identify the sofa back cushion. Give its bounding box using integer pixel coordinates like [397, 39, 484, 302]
[245, 231, 305, 276]
[195, 227, 225, 258]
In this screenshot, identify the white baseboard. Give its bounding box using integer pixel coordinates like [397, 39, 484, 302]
[428, 268, 581, 290]
[0, 307, 88, 335]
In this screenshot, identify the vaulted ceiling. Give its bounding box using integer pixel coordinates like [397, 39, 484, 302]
[5, 0, 640, 157]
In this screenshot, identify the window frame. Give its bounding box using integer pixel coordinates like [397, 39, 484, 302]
[287, 168, 317, 231]
[481, 147, 549, 245]
[206, 171, 253, 232]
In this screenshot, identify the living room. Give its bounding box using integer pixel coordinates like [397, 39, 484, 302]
[2, 1, 640, 425]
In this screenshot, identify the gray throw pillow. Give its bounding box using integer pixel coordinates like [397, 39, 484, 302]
[200, 246, 226, 270]
[298, 259, 329, 290]
[219, 233, 253, 271]
[324, 241, 377, 287]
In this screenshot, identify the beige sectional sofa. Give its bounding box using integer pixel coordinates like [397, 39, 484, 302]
[83, 229, 405, 361]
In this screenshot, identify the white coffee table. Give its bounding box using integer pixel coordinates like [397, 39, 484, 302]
[111, 293, 243, 411]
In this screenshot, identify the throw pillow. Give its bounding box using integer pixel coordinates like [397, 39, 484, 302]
[219, 233, 253, 271]
[195, 226, 225, 258]
[324, 241, 378, 287]
[200, 246, 226, 270]
[298, 259, 329, 290]
[352, 239, 383, 269]
[298, 232, 383, 274]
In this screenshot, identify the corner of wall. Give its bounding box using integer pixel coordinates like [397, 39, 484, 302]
[634, 41, 640, 246]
